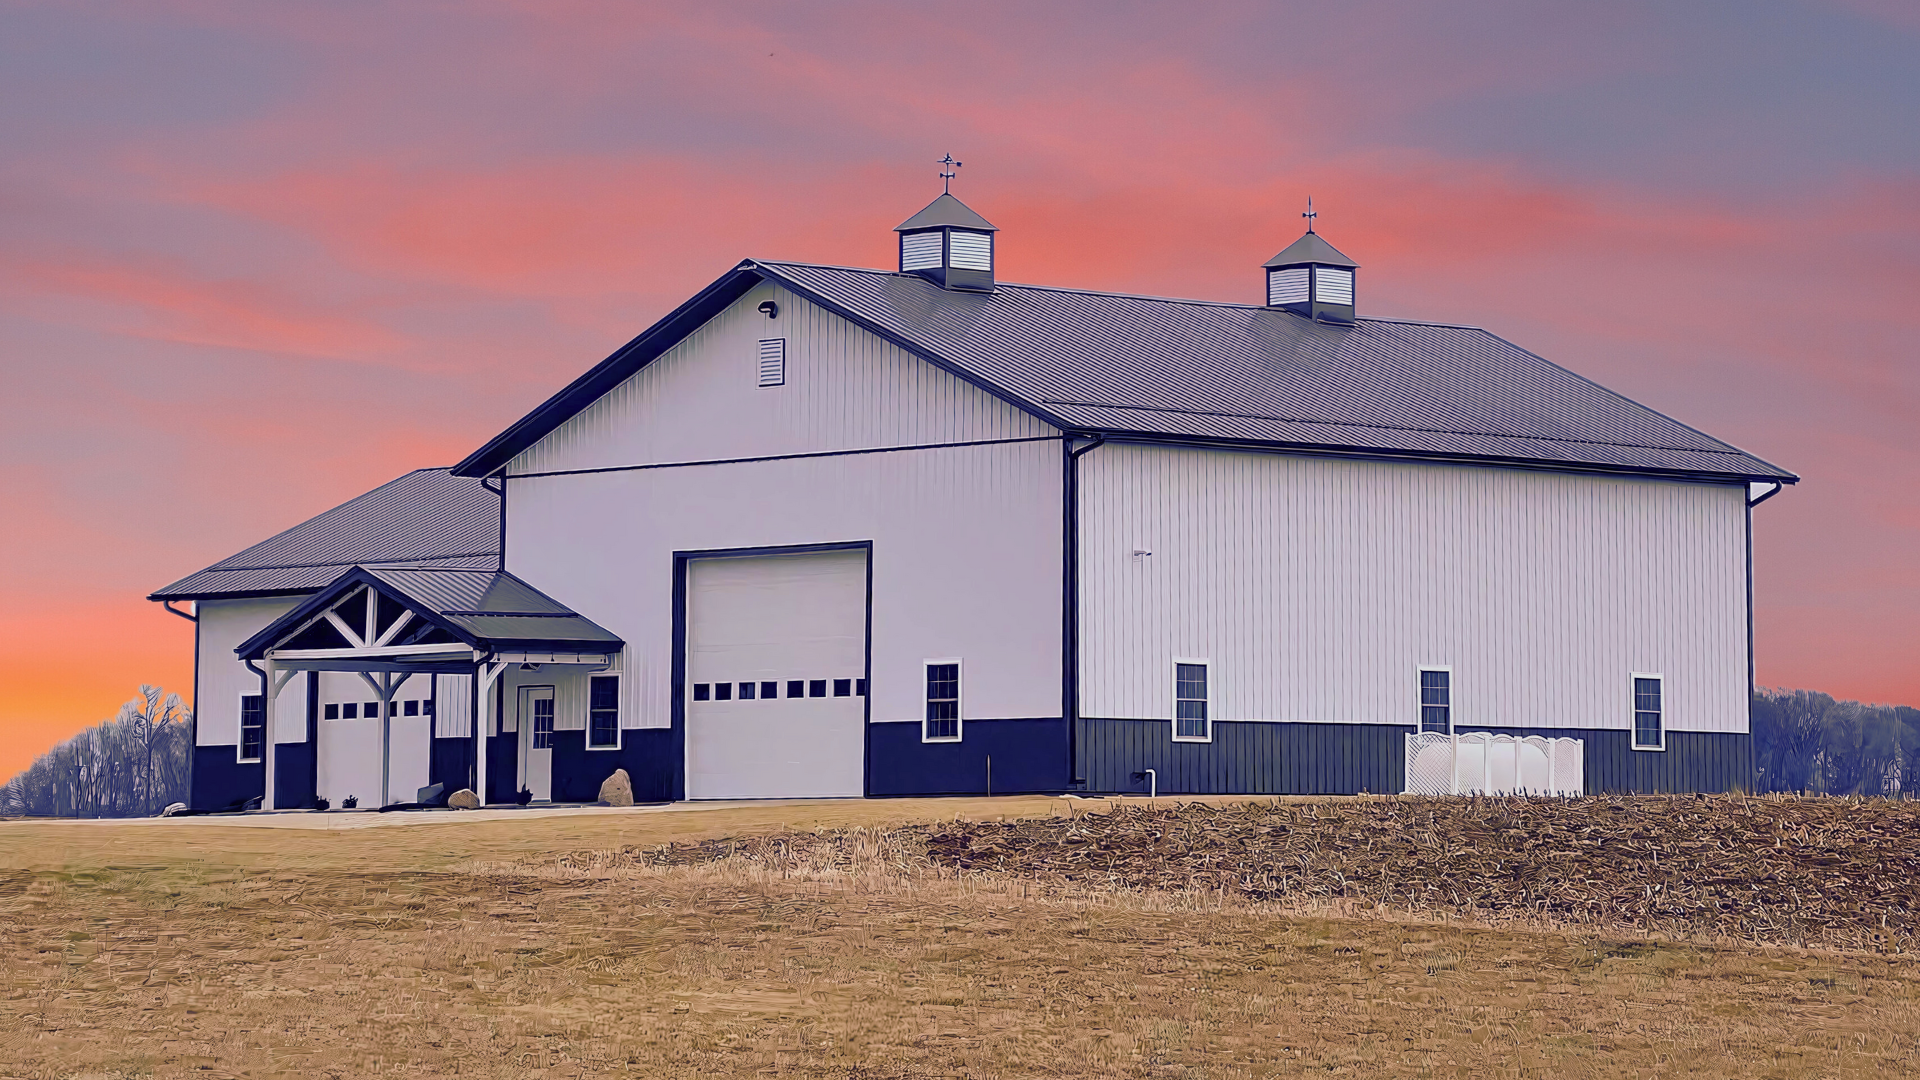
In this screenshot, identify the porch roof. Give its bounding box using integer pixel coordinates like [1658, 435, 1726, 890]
[235, 564, 622, 670]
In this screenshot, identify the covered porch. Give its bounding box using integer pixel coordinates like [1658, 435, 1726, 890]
[235, 564, 625, 810]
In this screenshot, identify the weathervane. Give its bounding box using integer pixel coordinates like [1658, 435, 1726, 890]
[938, 153, 962, 194]
[1302, 196, 1317, 233]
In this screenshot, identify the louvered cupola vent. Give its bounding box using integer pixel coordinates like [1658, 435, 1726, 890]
[895, 193, 998, 293]
[1263, 228, 1360, 324]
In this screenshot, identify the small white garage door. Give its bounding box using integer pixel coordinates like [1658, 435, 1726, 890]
[685, 548, 867, 799]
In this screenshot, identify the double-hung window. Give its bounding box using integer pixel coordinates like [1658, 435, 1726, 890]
[1174, 661, 1209, 741]
[1633, 675, 1664, 750]
[1419, 668, 1452, 733]
[588, 675, 620, 749]
[239, 694, 265, 762]
[924, 660, 960, 742]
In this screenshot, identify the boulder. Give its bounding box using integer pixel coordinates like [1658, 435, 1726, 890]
[446, 788, 481, 810]
[415, 782, 446, 806]
[598, 768, 634, 807]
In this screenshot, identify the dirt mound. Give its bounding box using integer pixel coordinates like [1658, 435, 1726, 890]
[907, 795, 1920, 950]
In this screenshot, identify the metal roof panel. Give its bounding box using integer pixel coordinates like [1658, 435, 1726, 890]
[149, 469, 499, 600]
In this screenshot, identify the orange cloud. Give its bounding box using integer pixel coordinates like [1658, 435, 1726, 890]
[6, 255, 402, 360]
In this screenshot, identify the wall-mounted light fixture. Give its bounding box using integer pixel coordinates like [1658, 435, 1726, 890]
[757, 301, 779, 319]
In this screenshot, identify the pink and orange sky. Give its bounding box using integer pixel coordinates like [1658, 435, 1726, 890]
[2, 1, 1916, 779]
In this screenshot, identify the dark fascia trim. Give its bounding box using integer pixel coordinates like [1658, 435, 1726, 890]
[1079, 430, 1797, 487]
[672, 539, 875, 563]
[453, 261, 1073, 478]
[1044, 398, 1789, 468]
[452, 266, 767, 478]
[234, 566, 484, 661]
[467, 636, 625, 652]
[151, 586, 323, 603]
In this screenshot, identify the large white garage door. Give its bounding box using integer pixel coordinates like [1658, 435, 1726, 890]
[685, 548, 867, 799]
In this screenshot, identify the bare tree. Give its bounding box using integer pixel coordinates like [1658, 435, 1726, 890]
[0, 686, 192, 818]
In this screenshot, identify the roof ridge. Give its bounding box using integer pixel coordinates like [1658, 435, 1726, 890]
[755, 259, 1490, 330]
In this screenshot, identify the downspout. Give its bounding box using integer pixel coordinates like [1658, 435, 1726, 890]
[160, 599, 199, 811]
[483, 474, 506, 571]
[1744, 481, 1781, 792]
[1063, 434, 1106, 788]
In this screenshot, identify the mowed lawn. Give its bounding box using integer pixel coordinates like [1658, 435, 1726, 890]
[3, 797, 1918, 1079]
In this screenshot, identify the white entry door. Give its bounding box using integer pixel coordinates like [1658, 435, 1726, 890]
[686, 548, 867, 799]
[518, 686, 555, 802]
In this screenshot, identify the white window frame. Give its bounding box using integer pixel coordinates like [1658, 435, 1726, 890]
[1172, 657, 1212, 743]
[237, 693, 265, 763]
[922, 658, 962, 743]
[1417, 665, 1454, 735]
[1631, 672, 1666, 751]
[586, 673, 622, 751]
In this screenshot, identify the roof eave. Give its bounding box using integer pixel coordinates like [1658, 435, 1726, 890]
[1068, 427, 1798, 485]
[148, 587, 323, 604]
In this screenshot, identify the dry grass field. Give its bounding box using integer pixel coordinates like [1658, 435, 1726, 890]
[4, 795, 1919, 1079]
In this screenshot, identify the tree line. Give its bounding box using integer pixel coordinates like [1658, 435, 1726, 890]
[1, 684, 1915, 814]
[1752, 687, 1920, 797]
[0, 686, 191, 818]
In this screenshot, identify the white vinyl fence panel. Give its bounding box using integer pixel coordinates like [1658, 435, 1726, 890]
[1404, 731, 1584, 795]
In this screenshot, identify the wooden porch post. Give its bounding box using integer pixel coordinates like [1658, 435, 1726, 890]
[262, 656, 277, 811]
[475, 661, 505, 806]
[473, 664, 486, 805]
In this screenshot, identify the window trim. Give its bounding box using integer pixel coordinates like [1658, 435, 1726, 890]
[1417, 664, 1454, 735]
[1631, 671, 1666, 751]
[922, 657, 963, 743]
[1172, 656, 1212, 743]
[587, 673, 622, 751]
[237, 693, 265, 763]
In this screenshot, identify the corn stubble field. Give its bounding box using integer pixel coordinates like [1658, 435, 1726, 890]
[4, 795, 1920, 1079]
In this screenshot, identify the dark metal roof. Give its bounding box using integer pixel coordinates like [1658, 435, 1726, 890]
[895, 193, 998, 232]
[235, 564, 621, 662]
[150, 468, 500, 601]
[453, 261, 1795, 484]
[1263, 230, 1360, 269]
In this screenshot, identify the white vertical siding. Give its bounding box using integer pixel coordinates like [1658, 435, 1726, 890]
[507, 437, 1064, 733]
[194, 597, 301, 747]
[435, 674, 471, 738]
[509, 284, 1055, 476]
[1078, 444, 1748, 734]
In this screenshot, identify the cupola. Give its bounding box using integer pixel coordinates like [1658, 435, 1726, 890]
[1263, 208, 1359, 324]
[895, 188, 997, 293]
